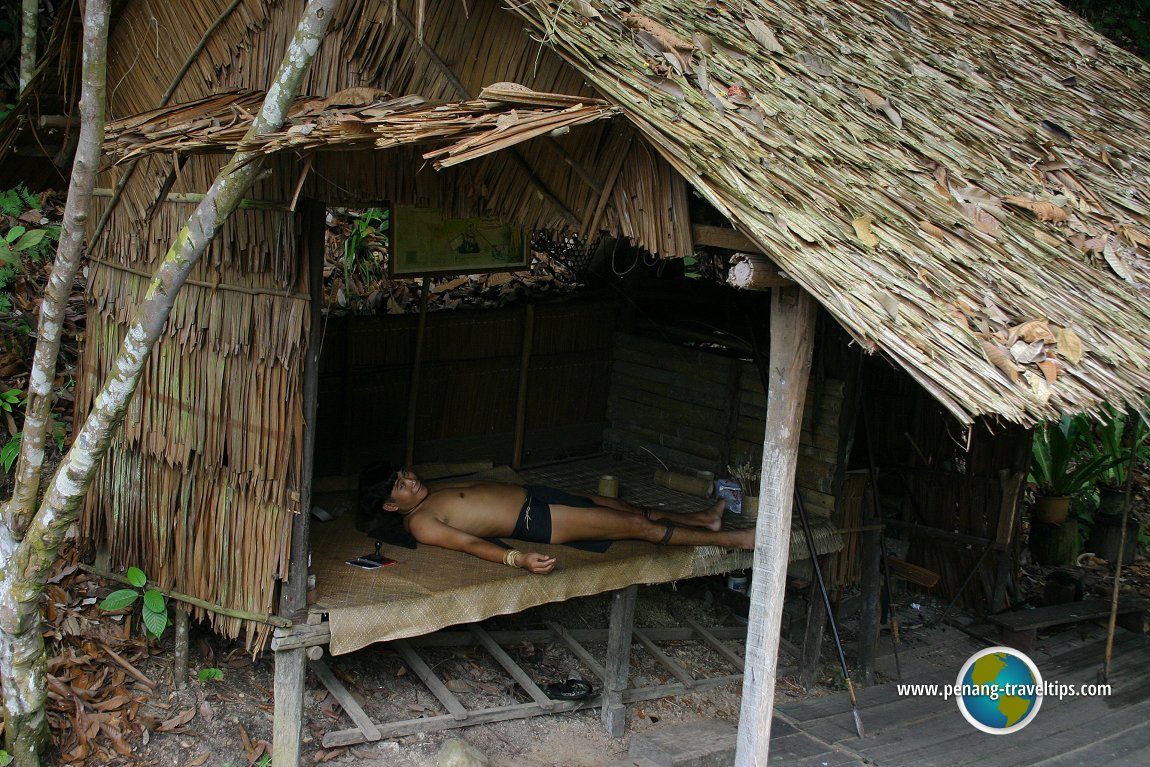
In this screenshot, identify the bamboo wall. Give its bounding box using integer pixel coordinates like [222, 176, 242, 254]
[604, 332, 846, 520]
[313, 298, 619, 477]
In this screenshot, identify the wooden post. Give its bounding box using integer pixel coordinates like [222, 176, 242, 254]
[735, 287, 816, 767]
[404, 280, 430, 466]
[602, 585, 638, 737]
[857, 483, 882, 686]
[172, 605, 189, 690]
[798, 554, 833, 689]
[272, 199, 324, 767]
[512, 304, 535, 468]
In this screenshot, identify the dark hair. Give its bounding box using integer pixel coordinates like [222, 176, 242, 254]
[356, 462, 417, 549]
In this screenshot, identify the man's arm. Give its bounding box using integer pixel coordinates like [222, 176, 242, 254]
[409, 516, 556, 574]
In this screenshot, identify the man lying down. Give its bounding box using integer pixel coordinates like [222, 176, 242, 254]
[357, 465, 755, 574]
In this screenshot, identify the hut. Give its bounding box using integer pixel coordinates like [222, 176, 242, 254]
[17, 0, 1150, 764]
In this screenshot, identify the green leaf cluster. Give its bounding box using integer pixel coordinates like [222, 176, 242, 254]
[0, 185, 61, 313]
[1030, 415, 1126, 497]
[99, 566, 170, 639]
[197, 667, 224, 682]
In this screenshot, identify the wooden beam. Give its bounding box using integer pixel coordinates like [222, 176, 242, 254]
[602, 585, 637, 737]
[726, 252, 795, 290]
[736, 286, 817, 766]
[692, 224, 764, 252]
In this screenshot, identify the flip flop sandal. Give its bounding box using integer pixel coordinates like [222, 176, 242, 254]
[543, 678, 594, 701]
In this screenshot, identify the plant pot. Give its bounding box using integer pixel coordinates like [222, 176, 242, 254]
[1086, 514, 1139, 565]
[743, 495, 759, 522]
[1033, 495, 1071, 524]
[1030, 518, 1080, 566]
[1097, 488, 1128, 517]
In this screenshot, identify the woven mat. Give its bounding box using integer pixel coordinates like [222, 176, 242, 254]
[311, 459, 839, 655]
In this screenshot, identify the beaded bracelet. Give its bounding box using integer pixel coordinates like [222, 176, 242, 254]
[503, 549, 523, 568]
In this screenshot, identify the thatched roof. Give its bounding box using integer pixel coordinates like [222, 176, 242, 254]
[99, 0, 1150, 426]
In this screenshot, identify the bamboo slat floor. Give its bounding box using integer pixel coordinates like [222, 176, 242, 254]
[770, 622, 1150, 766]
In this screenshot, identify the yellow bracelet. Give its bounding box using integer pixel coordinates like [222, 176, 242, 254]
[503, 549, 522, 568]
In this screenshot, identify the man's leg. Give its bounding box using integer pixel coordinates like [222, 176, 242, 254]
[585, 494, 727, 531]
[548, 504, 753, 549]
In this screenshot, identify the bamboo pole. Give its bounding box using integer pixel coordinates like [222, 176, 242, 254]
[405, 280, 431, 467]
[80, 565, 291, 627]
[512, 304, 535, 468]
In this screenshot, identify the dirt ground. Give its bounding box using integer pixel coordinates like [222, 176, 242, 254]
[43, 560, 827, 767]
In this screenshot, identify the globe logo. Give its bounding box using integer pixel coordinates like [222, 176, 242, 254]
[955, 646, 1043, 734]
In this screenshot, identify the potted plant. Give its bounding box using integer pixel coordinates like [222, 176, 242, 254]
[1030, 415, 1120, 524]
[1086, 405, 1149, 515]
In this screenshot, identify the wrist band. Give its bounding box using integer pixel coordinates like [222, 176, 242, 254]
[504, 549, 522, 567]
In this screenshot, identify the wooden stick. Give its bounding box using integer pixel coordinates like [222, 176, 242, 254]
[102, 645, 156, 689]
[512, 304, 535, 468]
[405, 280, 431, 466]
[81, 564, 292, 627]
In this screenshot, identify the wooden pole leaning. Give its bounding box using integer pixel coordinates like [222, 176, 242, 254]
[735, 286, 817, 766]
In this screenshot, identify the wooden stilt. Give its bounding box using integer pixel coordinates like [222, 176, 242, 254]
[798, 554, 833, 690]
[857, 499, 883, 687]
[602, 585, 638, 737]
[273, 200, 325, 767]
[272, 648, 308, 765]
[172, 605, 189, 691]
[735, 287, 816, 766]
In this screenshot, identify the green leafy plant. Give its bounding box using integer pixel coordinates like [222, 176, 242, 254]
[1030, 415, 1123, 497]
[1, 432, 22, 473]
[0, 186, 61, 313]
[0, 387, 22, 412]
[341, 207, 389, 291]
[1085, 405, 1150, 492]
[197, 667, 224, 682]
[99, 566, 170, 639]
[0, 748, 12, 766]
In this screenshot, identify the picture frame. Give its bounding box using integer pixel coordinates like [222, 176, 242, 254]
[391, 204, 528, 277]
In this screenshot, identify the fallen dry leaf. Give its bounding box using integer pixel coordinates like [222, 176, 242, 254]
[1037, 359, 1061, 384]
[745, 19, 784, 53]
[980, 339, 1022, 382]
[184, 752, 211, 767]
[1003, 195, 1069, 222]
[158, 707, 195, 732]
[1056, 327, 1085, 364]
[919, 220, 948, 240]
[853, 215, 880, 248]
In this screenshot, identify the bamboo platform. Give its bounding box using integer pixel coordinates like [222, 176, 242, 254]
[771, 622, 1150, 766]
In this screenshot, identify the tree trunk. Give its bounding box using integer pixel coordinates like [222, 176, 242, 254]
[2, 1, 110, 760]
[0, 2, 339, 763]
[19, 0, 39, 94]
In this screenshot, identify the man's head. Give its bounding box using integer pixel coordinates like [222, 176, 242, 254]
[356, 463, 418, 548]
[380, 467, 427, 513]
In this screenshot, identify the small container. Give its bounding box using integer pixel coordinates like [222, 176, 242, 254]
[727, 574, 749, 594]
[597, 475, 620, 498]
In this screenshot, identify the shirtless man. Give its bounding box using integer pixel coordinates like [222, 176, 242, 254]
[377, 467, 755, 574]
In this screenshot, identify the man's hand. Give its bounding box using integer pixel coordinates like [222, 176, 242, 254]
[519, 552, 556, 574]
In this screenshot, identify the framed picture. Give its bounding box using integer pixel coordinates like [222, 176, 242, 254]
[391, 205, 528, 277]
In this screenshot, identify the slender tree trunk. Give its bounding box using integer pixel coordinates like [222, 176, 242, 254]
[19, 0, 39, 94]
[1, 1, 109, 760]
[0, 2, 340, 763]
[6, 0, 110, 538]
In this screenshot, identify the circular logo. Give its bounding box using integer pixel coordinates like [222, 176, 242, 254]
[955, 646, 1043, 734]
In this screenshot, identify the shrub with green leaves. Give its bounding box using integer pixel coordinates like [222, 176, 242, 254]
[0, 185, 61, 313]
[197, 667, 224, 682]
[99, 566, 170, 639]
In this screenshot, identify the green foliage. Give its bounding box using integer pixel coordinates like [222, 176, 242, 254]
[341, 207, 389, 291]
[1064, 0, 1150, 60]
[1030, 415, 1123, 497]
[0, 185, 61, 314]
[0, 748, 11, 766]
[99, 566, 170, 639]
[1, 432, 21, 473]
[1084, 405, 1150, 491]
[197, 667, 224, 682]
[0, 387, 22, 412]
